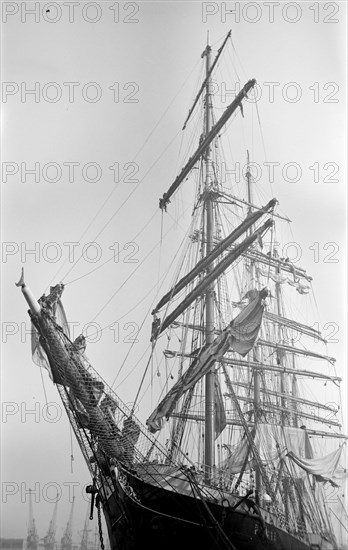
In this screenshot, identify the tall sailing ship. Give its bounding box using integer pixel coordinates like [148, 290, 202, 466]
[17, 32, 347, 550]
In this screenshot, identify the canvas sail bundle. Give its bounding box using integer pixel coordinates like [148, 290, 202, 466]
[31, 287, 70, 381]
[287, 447, 346, 486]
[147, 288, 269, 433]
[222, 423, 346, 487]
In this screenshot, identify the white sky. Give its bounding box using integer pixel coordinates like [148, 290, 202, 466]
[1, 0, 347, 545]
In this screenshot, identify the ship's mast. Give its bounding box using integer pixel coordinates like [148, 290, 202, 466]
[291, 350, 298, 427]
[203, 38, 215, 482]
[275, 272, 288, 425]
[246, 151, 262, 503]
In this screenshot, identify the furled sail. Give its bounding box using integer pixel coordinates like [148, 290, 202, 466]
[147, 288, 269, 433]
[31, 289, 70, 381]
[222, 423, 346, 487]
[287, 447, 346, 486]
[214, 377, 227, 438]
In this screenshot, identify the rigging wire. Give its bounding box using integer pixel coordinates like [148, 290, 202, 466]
[64, 207, 158, 286]
[69, 423, 75, 474]
[266, 217, 275, 283]
[229, 34, 248, 82]
[80, 202, 196, 376]
[131, 351, 155, 413]
[254, 98, 275, 199]
[137, 351, 167, 411]
[60, 128, 182, 283]
[157, 209, 164, 297]
[39, 366, 49, 407]
[89, 236, 163, 322]
[110, 210, 196, 389]
[132, 207, 205, 408]
[113, 341, 152, 390]
[89, 203, 193, 324]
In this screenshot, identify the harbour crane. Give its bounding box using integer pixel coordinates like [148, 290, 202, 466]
[26, 489, 39, 550]
[80, 507, 91, 550]
[43, 493, 59, 550]
[61, 497, 75, 550]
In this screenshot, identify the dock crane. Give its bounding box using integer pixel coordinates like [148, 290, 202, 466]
[26, 489, 39, 550]
[61, 497, 75, 550]
[43, 494, 59, 550]
[80, 507, 91, 550]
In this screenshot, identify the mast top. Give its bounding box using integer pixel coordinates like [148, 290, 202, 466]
[201, 44, 211, 58]
[202, 31, 211, 57]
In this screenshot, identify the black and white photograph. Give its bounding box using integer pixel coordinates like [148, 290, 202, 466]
[1, 2, 347, 549]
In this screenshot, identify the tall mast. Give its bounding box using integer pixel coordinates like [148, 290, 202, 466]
[245, 152, 262, 503]
[291, 349, 298, 427]
[203, 38, 215, 482]
[275, 272, 287, 424]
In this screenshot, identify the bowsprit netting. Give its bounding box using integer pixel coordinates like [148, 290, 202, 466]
[29, 283, 172, 470]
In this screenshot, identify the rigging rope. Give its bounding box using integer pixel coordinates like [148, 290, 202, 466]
[229, 34, 247, 82]
[69, 423, 75, 474]
[60, 129, 182, 284]
[64, 207, 158, 286]
[266, 217, 275, 283]
[113, 344, 151, 391]
[131, 351, 154, 413]
[89, 205, 191, 324]
[157, 209, 164, 297]
[254, 99, 275, 200]
[39, 365, 49, 408]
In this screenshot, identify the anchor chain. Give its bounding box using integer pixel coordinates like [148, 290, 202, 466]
[86, 481, 105, 550]
[96, 494, 105, 550]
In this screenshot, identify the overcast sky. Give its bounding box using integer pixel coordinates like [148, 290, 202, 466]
[1, 0, 347, 544]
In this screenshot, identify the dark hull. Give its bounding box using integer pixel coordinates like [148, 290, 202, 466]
[100, 471, 311, 550]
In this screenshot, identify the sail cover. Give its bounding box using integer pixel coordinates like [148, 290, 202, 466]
[222, 424, 346, 486]
[287, 447, 345, 486]
[31, 295, 70, 380]
[214, 377, 227, 438]
[147, 288, 269, 433]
